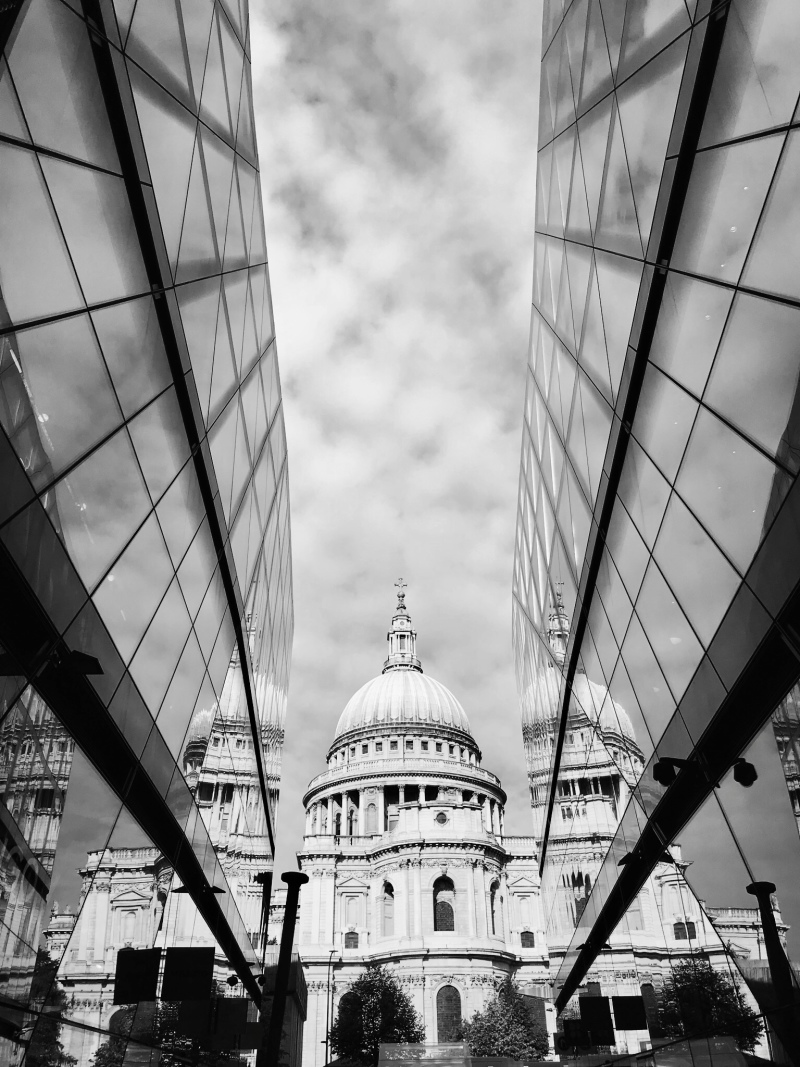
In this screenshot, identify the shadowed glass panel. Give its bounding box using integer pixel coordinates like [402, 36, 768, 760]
[129, 65, 197, 272]
[41, 158, 149, 306]
[53, 428, 151, 591]
[8, 315, 122, 492]
[742, 131, 800, 302]
[8, 0, 120, 171]
[704, 292, 800, 472]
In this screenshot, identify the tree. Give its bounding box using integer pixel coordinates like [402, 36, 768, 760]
[329, 964, 425, 1065]
[25, 950, 77, 1067]
[658, 958, 763, 1053]
[459, 977, 549, 1061]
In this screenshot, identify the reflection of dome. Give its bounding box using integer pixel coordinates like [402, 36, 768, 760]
[527, 664, 637, 744]
[186, 707, 215, 743]
[335, 670, 472, 739]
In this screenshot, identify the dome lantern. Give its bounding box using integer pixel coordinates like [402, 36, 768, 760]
[383, 579, 422, 674]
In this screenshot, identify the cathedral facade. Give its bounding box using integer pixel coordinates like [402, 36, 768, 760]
[295, 587, 552, 1067]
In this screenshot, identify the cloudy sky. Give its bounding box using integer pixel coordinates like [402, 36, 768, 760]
[248, 1, 542, 873]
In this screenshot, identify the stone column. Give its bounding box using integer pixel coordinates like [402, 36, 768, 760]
[399, 784, 405, 804]
[466, 860, 477, 936]
[311, 871, 322, 944]
[304, 807, 312, 835]
[474, 863, 488, 938]
[377, 787, 385, 833]
[94, 881, 111, 962]
[412, 859, 422, 938]
[357, 789, 365, 837]
[482, 797, 490, 833]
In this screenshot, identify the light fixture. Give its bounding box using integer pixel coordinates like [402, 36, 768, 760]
[732, 758, 757, 787]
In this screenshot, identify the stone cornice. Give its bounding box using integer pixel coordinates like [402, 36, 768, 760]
[303, 764, 505, 807]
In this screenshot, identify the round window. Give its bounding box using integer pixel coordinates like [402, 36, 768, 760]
[435, 812, 448, 825]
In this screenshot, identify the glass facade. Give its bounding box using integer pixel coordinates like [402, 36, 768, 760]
[515, 0, 800, 1061]
[0, 0, 291, 1062]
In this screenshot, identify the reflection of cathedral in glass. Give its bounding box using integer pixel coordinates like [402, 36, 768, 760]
[0, 689, 74, 1005]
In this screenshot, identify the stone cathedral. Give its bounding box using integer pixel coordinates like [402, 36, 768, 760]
[295, 586, 551, 1066]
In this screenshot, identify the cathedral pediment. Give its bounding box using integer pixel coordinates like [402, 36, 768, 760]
[336, 877, 369, 890]
[507, 876, 537, 890]
[111, 887, 152, 904]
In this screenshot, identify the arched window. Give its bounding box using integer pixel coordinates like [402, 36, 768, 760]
[520, 930, 535, 948]
[347, 808, 356, 835]
[366, 803, 378, 834]
[673, 920, 687, 940]
[436, 985, 461, 1042]
[338, 990, 361, 1022]
[641, 982, 663, 1038]
[433, 877, 455, 932]
[344, 932, 359, 949]
[490, 881, 502, 936]
[686, 920, 696, 939]
[334, 812, 341, 836]
[346, 896, 358, 927]
[383, 883, 394, 936]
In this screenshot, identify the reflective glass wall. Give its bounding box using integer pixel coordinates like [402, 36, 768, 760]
[0, 0, 291, 1061]
[515, 0, 800, 1060]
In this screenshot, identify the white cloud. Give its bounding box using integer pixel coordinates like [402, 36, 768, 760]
[250, 0, 541, 872]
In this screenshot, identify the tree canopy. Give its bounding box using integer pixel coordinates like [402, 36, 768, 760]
[658, 958, 763, 1053]
[459, 977, 550, 1061]
[329, 964, 425, 1065]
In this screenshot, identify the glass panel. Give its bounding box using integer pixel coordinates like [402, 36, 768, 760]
[207, 298, 238, 422]
[704, 291, 800, 471]
[223, 268, 249, 372]
[631, 363, 697, 483]
[126, 0, 193, 110]
[670, 133, 784, 286]
[742, 130, 800, 302]
[615, 0, 689, 85]
[594, 102, 643, 258]
[617, 438, 671, 550]
[576, 94, 613, 237]
[649, 272, 734, 399]
[675, 408, 783, 575]
[53, 427, 152, 590]
[91, 511, 174, 662]
[176, 0, 215, 107]
[700, 0, 800, 147]
[0, 57, 29, 141]
[208, 393, 239, 521]
[128, 577, 192, 715]
[615, 36, 687, 250]
[176, 276, 222, 419]
[175, 133, 220, 284]
[634, 558, 703, 701]
[128, 65, 197, 271]
[176, 517, 216, 619]
[155, 461, 206, 569]
[8, 0, 120, 171]
[199, 10, 231, 142]
[593, 251, 643, 399]
[8, 314, 123, 490]
[653, 492, 740, 648]
[0, 143, 83, 324]
[128, 388, 191, 505]
[40, 157, 150, 306]
[91, 296, 173, 419]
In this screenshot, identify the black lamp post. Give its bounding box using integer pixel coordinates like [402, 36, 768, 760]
[745, 881, 800, 1064]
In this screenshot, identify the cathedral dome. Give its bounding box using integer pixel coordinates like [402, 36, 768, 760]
[334, 669, 472, 739]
